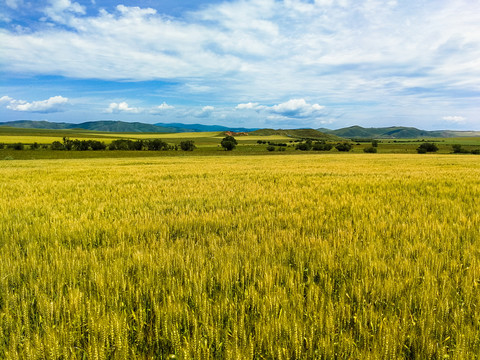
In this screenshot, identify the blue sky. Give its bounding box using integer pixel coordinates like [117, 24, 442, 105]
[1, 0, 479, 130]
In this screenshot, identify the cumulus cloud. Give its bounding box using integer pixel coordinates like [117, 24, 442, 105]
[2, 95, 69, 113]
[150, 102, 174, 114]
[105, 101, 141, 114]
[235, 102, 262, 110]
[156, 102, 174, 110]
[443, 116, 466, 124]
[270, 99, 325, 117]
[236, 99, 326, 119]
[0, 95, 14, 104]
[104, 101, 176, 114]
[1, 0, 480, 128]
[43, 0, 86, 23]
[195, 106, 215, 118]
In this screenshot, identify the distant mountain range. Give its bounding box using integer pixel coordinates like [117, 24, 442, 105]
[1, 120, 478, 139]
[318, 125, 480, 139]
[0, 120, 257, 133]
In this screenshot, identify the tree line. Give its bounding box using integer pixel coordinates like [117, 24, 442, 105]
[49, 138, 197, 151]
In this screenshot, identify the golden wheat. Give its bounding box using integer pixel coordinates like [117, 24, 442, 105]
[0, 154, 479, 359]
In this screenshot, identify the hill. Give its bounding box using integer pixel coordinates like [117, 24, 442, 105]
[154, 122, 257, 133]
[73, 121, 176, 133]
[0, 120, 257, 133]
[248, 128, 341, 140]
[0, 120, 178, 133]
[319, 126, 480, 139]
[0, 120, 73, 130]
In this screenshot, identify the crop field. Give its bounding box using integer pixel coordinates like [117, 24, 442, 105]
[1, 154, 480, 359]
[2, 126, 480, 158]
[0, 127, 293, 148]
[0, 127, 123, 144]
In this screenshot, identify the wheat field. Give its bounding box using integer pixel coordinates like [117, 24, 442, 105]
[1, 154, 479, 359]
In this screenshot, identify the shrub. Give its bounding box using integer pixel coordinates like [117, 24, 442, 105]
[471, 149, 480, 155]
[109, 139, 132, 151]
[145, 139, 169, 151]
[8, 143, 24, 150]
[73, 140, 90, 151]
[268, 142, 287, 147]
[180, 140, 196, 151]
[90, 141, 107, 151]
[0, 143, 5, 150]
[417, 142, 438, 153]
[221, 136, 237, 151]
[312, 142, 333, 151]
[31, 142, 40, 150]
[335, 142, 352, 152]
[266, 145, 275, 152]
[51, 141, 65, 150]
[295, 143, 310, 151]
[363, 146, 377, 153]
[452, 144, 469, 154]
[372, 140, 379, 147]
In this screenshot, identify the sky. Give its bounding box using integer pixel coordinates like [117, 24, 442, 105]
[1, 0, 479, 130]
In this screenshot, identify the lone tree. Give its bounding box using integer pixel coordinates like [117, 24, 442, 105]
[180, 140, 196, 151]
[417, 142, 438, 154]
[221, 135, 238, 151]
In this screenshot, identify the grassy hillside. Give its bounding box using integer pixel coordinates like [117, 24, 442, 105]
[249, 128, 341, 140]
[0, 120, 256, 133]
[0, 120, 178, 133]
[155, 122, 257, 133]
[0, 120, 73, 129]
[320, 125, 477, 139]
[74, 121, 177, 133]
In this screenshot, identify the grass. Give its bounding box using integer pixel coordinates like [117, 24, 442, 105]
[2, 126, 480, 158]
[1, 154, 480, 358]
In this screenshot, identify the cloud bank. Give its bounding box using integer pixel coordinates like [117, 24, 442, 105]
[105, 101, 175, 114]
[1, 95, 69, 113]
[0, 0, 479, 128]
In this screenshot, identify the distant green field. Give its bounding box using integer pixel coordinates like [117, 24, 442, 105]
[1, 126, 480, 159]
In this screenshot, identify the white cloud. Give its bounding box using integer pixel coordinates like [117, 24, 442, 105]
[150, 102, 174, 114]
[105, 101, 175, 114]
[156, 102, 174, 110]
[270, 99, 325, 117]
[43, 0, 86, 23]
[105, 101, 141, 114]
[184, 84, 213, 94]
[0, 95, 14, 104]
[194, 105, 215, 118]
[236, 99, 325, 118]
[5, 0, 23, 10]
[235, 102, 262, 110]
[1, 0, 480, 128]
[443, 116, 466, 124]
[2, 95, 69, 113]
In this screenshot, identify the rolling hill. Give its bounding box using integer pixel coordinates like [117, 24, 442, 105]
[0, 120, 177, 133]
[154, 122, 257, 133]
[318, 126, 480, 139]
[248, 128, 341, 140]
[0, 120, 258, 133]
